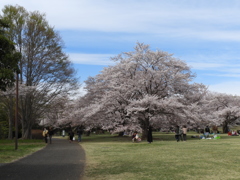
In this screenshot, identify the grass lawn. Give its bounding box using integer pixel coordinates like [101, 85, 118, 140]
[0, 139, 46, 163]
[81, 132, 240, 180]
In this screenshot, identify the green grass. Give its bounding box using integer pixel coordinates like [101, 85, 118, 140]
[0, 139, 46, 163]
[81, 132, 240, 180]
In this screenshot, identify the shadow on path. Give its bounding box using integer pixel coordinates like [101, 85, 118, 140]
[0, 138, 85, 180]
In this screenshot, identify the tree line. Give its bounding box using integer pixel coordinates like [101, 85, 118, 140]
[59, 43, 240, 139]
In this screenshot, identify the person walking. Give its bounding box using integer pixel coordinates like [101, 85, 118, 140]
[42, 128, 48, 143]
[62, 129, 65, 137]
[179, 126, 183, 141]
[48, 127, 54, 144]
[68, 130, 75, 143]
[182, 125, 187, 141]
[77, 127, 83, 142]
[147, 126, 153, 144]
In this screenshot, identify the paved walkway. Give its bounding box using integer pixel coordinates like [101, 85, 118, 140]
[0, 138, 85, 180]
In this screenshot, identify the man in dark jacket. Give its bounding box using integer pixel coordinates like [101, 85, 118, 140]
[147, 126, 153, 144]
[205, 126, 210, 133]
[175, 125, 182, 142]
[77, 127, 83, 142]
[68, 130, 74, 143]
[48, 127, 54, 144]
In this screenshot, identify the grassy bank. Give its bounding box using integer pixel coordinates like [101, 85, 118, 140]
[81, 132, 240, 180]
[0, 139, 46, 163]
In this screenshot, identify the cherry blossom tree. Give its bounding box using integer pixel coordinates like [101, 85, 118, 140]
[205, 92, 240, 133]
[69, 43, 208, 139]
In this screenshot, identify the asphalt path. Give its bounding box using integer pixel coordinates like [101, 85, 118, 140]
[0, 138, 85, 180]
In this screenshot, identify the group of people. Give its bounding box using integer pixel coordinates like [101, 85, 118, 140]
[176, 125, 218, 141]
[175, 125, 187, 142]
[68, 127, 84, 143]
[42, 127, 54, 144]
[132, 126, 153, 144]
[132, 132, 141, 142]
[42, 127, 84, 143]
[198, 126, 212, 139]
[228, 131, 239, 136]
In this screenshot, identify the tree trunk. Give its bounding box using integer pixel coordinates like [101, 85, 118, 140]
[20, 94, 34, 139]
[8, 116, 13, 139]
[142, 128, 148, 140]
[86, 131, 91, 136]
[22, 126, 32, 139]
[118, 132, 124, 136]
[222, 121, 229, 133]
[7, 99, 14, 139]
[140, 116, 150, 140]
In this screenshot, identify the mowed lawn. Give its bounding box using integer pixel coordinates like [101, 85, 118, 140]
[0, 139, 45, 163]
[81, 132, 240, 180]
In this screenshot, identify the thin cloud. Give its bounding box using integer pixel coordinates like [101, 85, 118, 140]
[184, 54, 240, 70]
[69, 53, 115, 65]
[209, 81, 240, 96]
[206, 73, 240, 78]
[2, 0, 240, 96]
[188, 62, 225, 70]
[2, 0, 240, 41]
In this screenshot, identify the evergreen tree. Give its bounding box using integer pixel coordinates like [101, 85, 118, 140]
[0, 19, 21, 91]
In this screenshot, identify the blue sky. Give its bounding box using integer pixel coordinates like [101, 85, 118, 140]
[2, 0, 240, 95]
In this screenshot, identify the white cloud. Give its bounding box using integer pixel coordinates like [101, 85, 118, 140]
[188, 62, 225, 70]
[69, 53, 115, 65]
[2, 0, 240, 41]
[2, 0, 240, 96]
[184, 54, 240, 72]
[208, 81, 240, 96]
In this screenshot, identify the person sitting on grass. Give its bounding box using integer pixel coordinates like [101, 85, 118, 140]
[204, 132, 210, 138]
[132, 132, 137, 142]
[231, 131, 239, 136]
[228, 131, 232, 136]
[199, 132, 209, 139]
[132, 132, 141, 142]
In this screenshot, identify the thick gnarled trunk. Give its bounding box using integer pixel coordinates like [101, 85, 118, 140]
[140, 116, 150, 140]
[222, 121, 229, 133]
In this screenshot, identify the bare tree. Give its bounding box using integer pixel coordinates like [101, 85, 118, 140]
[1, 5, 79, 139]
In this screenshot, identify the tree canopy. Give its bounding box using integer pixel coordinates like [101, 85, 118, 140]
[0, 18, 21, 91]
[59, 43, 208, 138]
